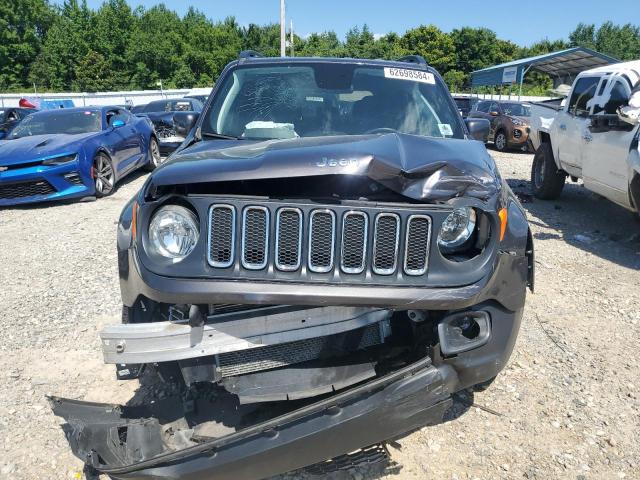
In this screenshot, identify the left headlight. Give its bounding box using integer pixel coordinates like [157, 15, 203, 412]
[42, 153, 77, 165]
[438, 207, 476, 254]
[148, 205, 199, 261]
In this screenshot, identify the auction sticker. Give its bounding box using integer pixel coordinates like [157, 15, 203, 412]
[384, 67, 435, 84]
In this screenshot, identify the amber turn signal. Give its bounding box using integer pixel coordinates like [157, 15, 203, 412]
[498, 207, 508, 241]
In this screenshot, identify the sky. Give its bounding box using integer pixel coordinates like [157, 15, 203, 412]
[73, 0, 640, 47]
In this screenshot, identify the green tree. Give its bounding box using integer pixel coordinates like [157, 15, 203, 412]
[400, 25, 455, 73]
[29, 0, 94, 91]
[344, 25, 376, 58]
[73, 49, 111, 91]
[0, 0, 54, 90]
[299, 31, 345, 57]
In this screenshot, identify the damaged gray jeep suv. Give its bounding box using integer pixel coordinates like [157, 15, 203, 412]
[51, 53, 534, 479]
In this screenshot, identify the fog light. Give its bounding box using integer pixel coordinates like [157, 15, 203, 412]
[438, 311, 491, 355]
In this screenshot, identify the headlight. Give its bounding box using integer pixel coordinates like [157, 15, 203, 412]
[148, 205, 199, 261]
[438, 207, 476, 254]
[42, 153, 77, 165]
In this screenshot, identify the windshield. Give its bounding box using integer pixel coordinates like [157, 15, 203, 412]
[10, 111, 102, 138]
[502, 103, 531, 117]
[202, 64, 464, 140]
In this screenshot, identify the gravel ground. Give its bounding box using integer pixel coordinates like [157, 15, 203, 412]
[1, 149, 639, 480]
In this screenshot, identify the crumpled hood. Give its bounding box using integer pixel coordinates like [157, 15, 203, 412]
[0, 133, 95, 166]
[151, 133, 500, 202]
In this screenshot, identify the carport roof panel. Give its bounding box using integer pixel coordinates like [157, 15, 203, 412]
[471, 47, 620, 87]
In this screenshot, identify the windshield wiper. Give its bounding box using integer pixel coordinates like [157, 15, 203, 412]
[201, 131, 244, 140]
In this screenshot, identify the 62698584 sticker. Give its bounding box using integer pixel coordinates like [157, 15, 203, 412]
[384, 67, 435, 85]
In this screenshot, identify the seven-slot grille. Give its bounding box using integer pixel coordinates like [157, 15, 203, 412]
[207, 203, 432, 277]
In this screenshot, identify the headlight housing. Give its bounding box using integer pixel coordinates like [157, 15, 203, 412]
[42, 153, 77, 165]
[148, 205, 199, 261]
[438, 207, 477, 254]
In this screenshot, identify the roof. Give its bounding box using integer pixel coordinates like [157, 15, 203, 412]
[235, 55, 434, 71]
[580, 59, 640, 75]
[471, 47, 620, 87]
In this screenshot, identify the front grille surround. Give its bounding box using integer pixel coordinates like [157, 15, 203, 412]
[404, 214, 432, 276]
[241, 206, 270, 270]
[308, 209, 336, 273]
[202, 199, 443, 283]
[207, 204, 236, 268]
[275, 207, 303, 271]
[341, 211, 368, 274]
[372, 213, 400, 275]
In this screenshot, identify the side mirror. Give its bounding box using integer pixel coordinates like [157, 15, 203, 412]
[490, 111, 499, 117]
[465, 118, 490, 142]
[173, 112, 200, 137]
[112, 119, 125, 128]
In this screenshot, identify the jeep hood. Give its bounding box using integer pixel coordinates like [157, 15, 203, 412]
[150, 133, 500, 202]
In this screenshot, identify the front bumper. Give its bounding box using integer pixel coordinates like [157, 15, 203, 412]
[52, 302, 522, 479]
[0, 159, 92, 206]
[50, 357, 455, 480]
[120, 243, 529, 313]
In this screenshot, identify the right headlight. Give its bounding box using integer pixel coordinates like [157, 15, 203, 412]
[438, 207, 477, 254]
[148, 205, 199, 261]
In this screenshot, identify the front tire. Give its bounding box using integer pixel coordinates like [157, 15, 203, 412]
[145, 136, 161, 171]
[93, 153, 115, 198]
[531, 143, 565, 199]
[494, 129, 508, 152]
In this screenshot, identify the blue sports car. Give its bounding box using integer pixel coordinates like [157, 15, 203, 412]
[0, 106, 161, 206]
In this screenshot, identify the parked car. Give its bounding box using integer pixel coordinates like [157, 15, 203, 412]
[50, 54, 533, 480]
[452, 95, 478, 118]
[133, 97, 204, 155]
[529, 60, 640, 213]
[0, 106, 160, 206]
[185, 87, 213, 104]
[469, 99, 533, 151]
[0, 107, 37, 139]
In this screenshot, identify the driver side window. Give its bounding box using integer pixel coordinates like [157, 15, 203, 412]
[594, 80, 629, 114]
[107, 109, 129, 126]
[568, 77, 599, 117]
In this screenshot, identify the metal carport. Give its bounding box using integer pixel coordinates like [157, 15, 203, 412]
[471, 47, 619, 98]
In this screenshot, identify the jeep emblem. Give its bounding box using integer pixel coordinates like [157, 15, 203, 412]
[315, 157, 360, 168]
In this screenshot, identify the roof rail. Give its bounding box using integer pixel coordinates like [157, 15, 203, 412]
[396, 55, 428, 66]
[239, 50, 264, 59]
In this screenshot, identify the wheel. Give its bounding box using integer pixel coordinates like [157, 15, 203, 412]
[93, 153, 115, 197]
[494, 129, 508, 151]
[145, 136, 161, 171]
[531, 143, 565, 200]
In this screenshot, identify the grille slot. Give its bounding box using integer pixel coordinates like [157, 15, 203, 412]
[341, 211, 368, 274]
[404, 215, 431, 275]
[308, 209, 336, 273]
[208, 205, 236, 268]
[372, 213, 400, 275]
[0, 180, 55, 199]
[275, 208, 302, 271]
[241, 206, 269, 270]
[217, 323, 384, 378]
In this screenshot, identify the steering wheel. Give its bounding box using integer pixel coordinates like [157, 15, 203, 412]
[365, 127, 399, 134]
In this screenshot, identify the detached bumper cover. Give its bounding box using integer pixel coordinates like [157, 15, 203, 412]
[50, 358, 454, 480]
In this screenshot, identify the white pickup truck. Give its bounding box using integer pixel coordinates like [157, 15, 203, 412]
[529, 60, 640, 214]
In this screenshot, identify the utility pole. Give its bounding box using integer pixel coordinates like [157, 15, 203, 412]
[290, 19, 294, 57]
[280, 0, 286, 57]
